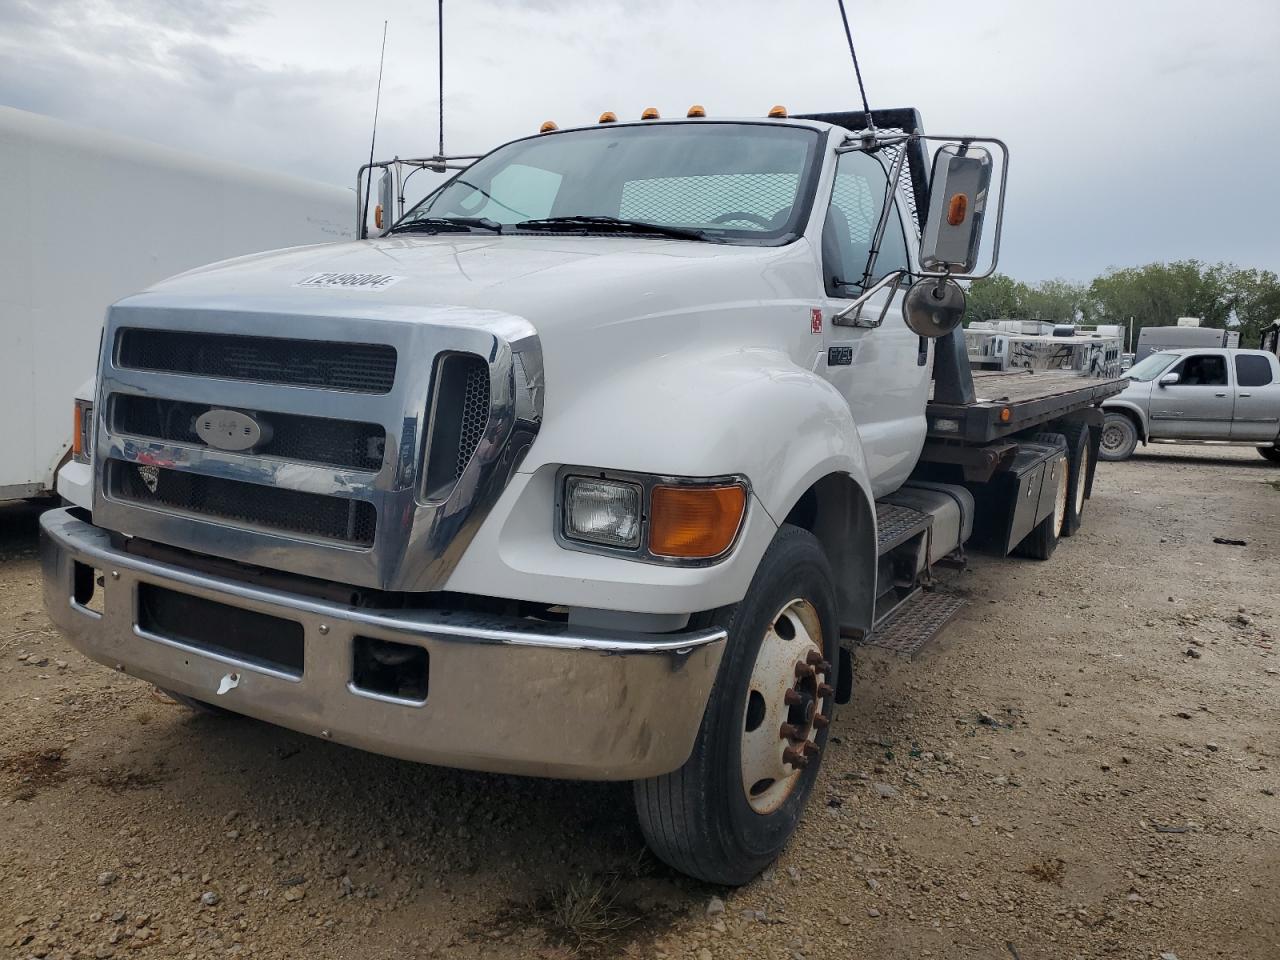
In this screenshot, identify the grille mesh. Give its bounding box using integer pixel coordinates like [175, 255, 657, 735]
[107, 460, 376, 546]
[455, 361, 490, 479]
[110, 395, 386, 472]
[117, 329, 397, 394]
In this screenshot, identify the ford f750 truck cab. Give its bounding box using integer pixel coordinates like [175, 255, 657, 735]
[41, 106, 1125, 884]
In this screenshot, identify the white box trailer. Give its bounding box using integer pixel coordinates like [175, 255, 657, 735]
[0, 106, 353, 501]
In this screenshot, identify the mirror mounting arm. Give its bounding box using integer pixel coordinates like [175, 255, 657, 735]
[832, 270, 907, 328]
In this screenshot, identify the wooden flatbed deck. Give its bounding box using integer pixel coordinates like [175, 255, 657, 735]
[927, 369, 1128, 444]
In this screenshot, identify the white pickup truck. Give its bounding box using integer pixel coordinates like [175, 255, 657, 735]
[1099, 347, 1280, 462]
[41, 106, 1125, 884]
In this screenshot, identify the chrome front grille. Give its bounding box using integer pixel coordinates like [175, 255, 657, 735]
[107, 461, 378, 546]
[116, 328, 398, 394]
[94, 302, 541, 593]
[109, 394, 386, 472]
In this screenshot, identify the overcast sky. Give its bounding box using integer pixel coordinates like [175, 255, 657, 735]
[2, 0, 1277, 281]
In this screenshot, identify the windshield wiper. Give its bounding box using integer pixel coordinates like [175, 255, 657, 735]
[514, 215, 711, 242]
[387, 216, 503, 235]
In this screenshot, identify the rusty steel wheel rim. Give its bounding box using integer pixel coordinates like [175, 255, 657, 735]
[1074, 443, 1088, 518]
[1052, 454, 1068, 538]
[739, 597, 832, 815]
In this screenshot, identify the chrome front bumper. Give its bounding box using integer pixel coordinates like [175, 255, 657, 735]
[40, 509, 726, 780]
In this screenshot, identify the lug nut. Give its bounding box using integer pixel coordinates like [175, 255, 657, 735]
[813, 713, 831, 729]
[802, 741, 820, 758]
[794, 662, 815, 679]
[782, 746, 808, 769]
[817, 682, 834, 698]
[805, 653, 832, 672]
[784, 689, 803, 706]
[779, 722, 801, 741]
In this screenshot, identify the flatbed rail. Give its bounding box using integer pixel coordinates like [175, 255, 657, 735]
[927, 370, 1128, 444]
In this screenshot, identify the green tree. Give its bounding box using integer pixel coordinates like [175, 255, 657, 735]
[964, 273, 1027, 324]
[1227, 268, 1280, 346]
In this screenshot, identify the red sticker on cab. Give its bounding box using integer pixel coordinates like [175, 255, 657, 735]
[810, 308, 823, 334]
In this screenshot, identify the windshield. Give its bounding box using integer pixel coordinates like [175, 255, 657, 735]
[1126, 352, 1179, 382]
[399, 122, 822, 243]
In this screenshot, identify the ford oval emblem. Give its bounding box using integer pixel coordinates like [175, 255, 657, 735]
[195, 409, 270, 452]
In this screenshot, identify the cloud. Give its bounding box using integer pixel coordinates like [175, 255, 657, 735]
[2, 0, 1279, 281]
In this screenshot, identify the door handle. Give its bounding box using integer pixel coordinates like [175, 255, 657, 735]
[1239, 393, 1252, 398]
[1215, 392, 1227, 397]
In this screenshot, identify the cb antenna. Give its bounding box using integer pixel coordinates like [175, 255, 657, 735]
[362, 19, 389, 233]
[437, 0, 445, 157]
[834, 0, 874, 133]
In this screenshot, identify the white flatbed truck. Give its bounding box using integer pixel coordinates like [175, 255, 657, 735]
[42, 105, 1124, 884]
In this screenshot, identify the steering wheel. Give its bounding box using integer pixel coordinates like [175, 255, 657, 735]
[711, 211, 773, 228]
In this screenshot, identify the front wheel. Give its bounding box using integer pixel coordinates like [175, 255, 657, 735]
[634, 525, 839, 886]
[1099, 412, 1138, 462]
[1258, 446, 1280, 464]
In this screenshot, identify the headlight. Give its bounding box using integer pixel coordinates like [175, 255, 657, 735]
[563, 477, 642, 548]
[72, 399, 94, 465]
[559, 470, 748, 564]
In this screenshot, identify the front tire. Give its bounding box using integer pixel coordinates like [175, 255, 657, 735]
[1099, 412, 1138, 462]
[1258, 446, 1280, 464]
[634, 524, 839, 886]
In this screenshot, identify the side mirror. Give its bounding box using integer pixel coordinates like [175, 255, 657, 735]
[920, 143, 993, 274]
[903, 277, 966, 338]
[1158, 372, 1180, 387]
[374, 169, 395, 235]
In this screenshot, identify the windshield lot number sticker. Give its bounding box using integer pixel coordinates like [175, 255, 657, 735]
[295, 272, 405, 290]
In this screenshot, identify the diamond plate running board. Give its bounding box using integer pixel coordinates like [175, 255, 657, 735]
[863, 589, 966, 658]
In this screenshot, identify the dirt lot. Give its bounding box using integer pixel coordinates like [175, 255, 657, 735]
[2, 445, 1277, 960]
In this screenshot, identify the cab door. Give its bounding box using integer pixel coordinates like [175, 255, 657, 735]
[817, 150, 928, 498]
[1230, 352, 1280, 441]
[1147, 352, 1234, 439]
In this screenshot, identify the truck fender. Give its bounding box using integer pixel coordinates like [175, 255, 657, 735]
[524, 349, 879, 631]
[1102, 399, 1150, 442]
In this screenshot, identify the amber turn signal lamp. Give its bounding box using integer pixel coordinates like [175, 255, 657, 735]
[767, 105, 787, 118]
[598, 111, 617, 123]
[687, 104, 706, 117]
[539, 120, 558, 133]
[947, 193, 968, 226]
[641, 106, 660, 120]
[999, 407, 1012, 423]
[649, 484, 747, 559]
[72, 403, 84, 459]
[374, 204, 384, 230]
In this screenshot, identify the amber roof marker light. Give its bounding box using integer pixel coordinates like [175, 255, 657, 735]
[641, 107, 661, 120]
[687, 104, 706, 118]
[767, 105, 788, 118]
[598, 111, 617, 123]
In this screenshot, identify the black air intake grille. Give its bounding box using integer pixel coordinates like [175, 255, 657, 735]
[456, 360, 491, 478]
[116, 329, 397, 394]
[422, 354, 491, 499]
[107, 460, 376, 546]
[110, 395, 386, 472]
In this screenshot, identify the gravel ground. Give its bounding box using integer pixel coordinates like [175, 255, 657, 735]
[2, 444, 1277, 960]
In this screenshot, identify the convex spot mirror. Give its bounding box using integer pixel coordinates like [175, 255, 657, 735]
[904, 277, 967, 338]
[1158, 372, 1181, 387]
[920, 143, 993, 274]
